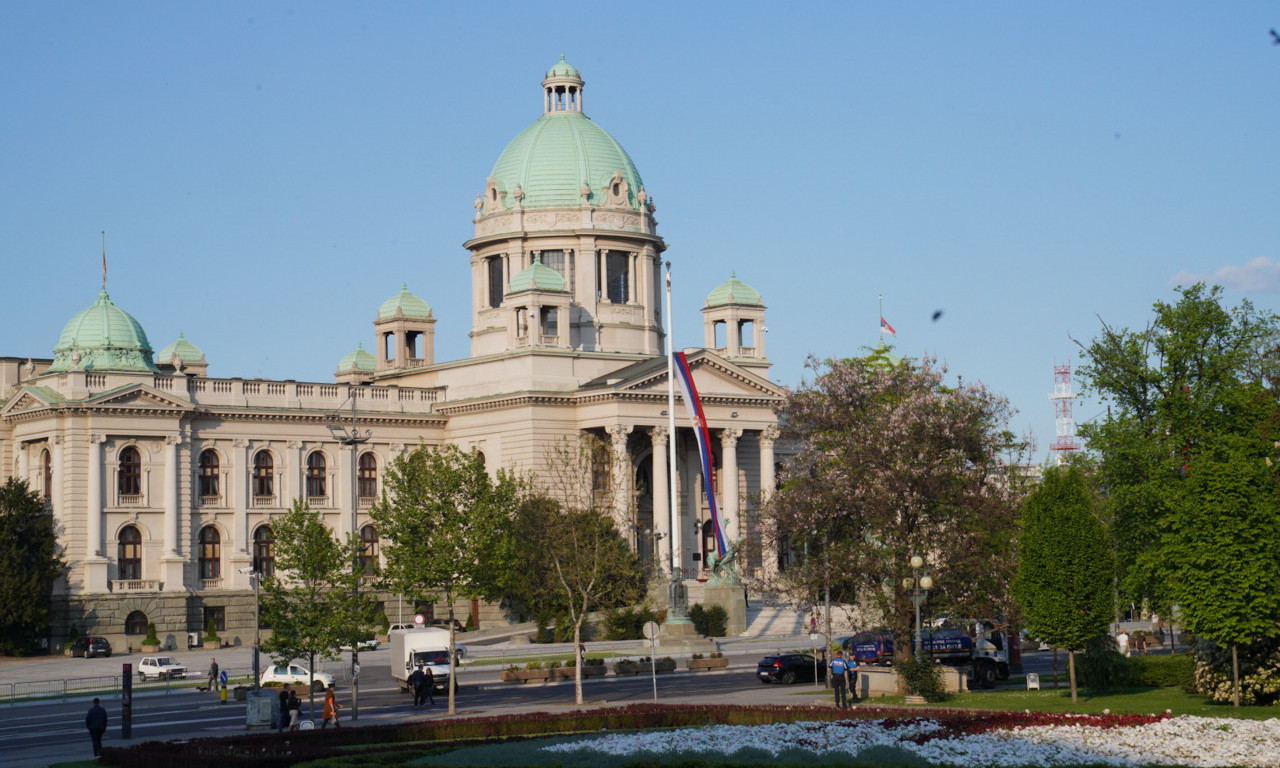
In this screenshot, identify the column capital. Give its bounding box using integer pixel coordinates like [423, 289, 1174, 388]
[719, 427, 743, 446]
[89, 433, 106, 445]
[52, 434, 64, 446]
[165, 435, 182, 446]
[233, 438, 249, 449]
[287, 439, 303, 450]
[761, 423, 781, 444]
[649, 425, 668, 446]
[607, 423, 633, 443]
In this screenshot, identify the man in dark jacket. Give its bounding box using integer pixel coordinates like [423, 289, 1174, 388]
[408, 665, 426, 706]
[85, 697, 108, 757]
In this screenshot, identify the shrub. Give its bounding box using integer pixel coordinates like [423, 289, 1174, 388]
[603, 606, 657, 640]
[144, 622, 159, 646]
[1077, 637, 1135, 691]
[710, 651, 724, 659]
[464, 613, 476, 631]
[524, 660, 543, 671]
[564, 657, 576, 667]
[896, 656, 946, 702]
[546, 660, 561, 670]
[1192, 637, 1280, 705]
[691, 652, 704, 660]
[1129, 653, 1194, 689]
[64, 625, 80, 651]
[378, 613, 391, 633]
[204, 620, 220, 643]
[583, 656, 605, 667]
[688, 603, 728, 637]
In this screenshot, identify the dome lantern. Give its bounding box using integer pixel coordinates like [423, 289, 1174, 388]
[543, 55, 584, 114]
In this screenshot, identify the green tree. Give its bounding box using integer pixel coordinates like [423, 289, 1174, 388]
[1012, 463, 1114, 703]
[761, 352, 1026, 657]
[511, 470, 647, 704]
[371, 443, 521, 714]
[1166, 437, 1280, 706]
[1076, 283, 1280, 613]
[259, 498, 377, 718]
[0, 478, 64, 655]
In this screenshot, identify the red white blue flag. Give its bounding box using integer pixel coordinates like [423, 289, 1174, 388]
[880, 316, 897, 336]
[673, 351, 726, 558]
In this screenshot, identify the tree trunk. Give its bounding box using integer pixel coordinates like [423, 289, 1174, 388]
[1052, 648, 1059, 689]
[1232, 643, 1240, 708]
[308, 652, 317, 724]
[573, 620, 584, 705]
[446, 597, 457, 715]
[1067, 649, 1078, 704]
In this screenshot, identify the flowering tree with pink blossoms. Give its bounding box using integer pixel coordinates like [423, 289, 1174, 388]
[760, 350, 1028, 656]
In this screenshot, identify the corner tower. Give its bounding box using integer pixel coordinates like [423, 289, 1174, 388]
[465, 58, 666, 358]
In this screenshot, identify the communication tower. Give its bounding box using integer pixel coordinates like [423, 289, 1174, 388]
[1049, 362, 1081, 463]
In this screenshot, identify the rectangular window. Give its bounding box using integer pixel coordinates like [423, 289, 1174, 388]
[203, 606, 225, 633]
[606, 250, 629, 303]
[487, 257, 505, 308]
[541, 307, 558, 337]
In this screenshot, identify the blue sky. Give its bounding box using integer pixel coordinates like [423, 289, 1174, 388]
[3, 2, 1278, 457]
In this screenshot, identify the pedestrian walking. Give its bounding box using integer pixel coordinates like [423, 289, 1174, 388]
[322, 684, 341, 729]
[277, 688, 290, 733]
[829, 650, 850, 708]
[1116, 629, 1130, 657]
[287, 690, 303, 731]
[208, 658, 220, 692]
[423, 665, 435, 706]
[408, 664, 427, 706]
[85, 697, 108, 758]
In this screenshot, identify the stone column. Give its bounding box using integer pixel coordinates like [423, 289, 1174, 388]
[760, 425, 779, 577]
[84, 434, 109, 592]
[649, 426, 670, 573]
[51, 436, 64, 520]
[719, 428, 742, 546]
[15, 442, 28, 485]
[287, 441, 303, 506]
[234, 439, 250, 555]
[161, 436, 187, 589]
[607, 424, 633, 538]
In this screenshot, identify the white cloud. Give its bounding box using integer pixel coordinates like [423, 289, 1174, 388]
[1169, 257, 1280, 293]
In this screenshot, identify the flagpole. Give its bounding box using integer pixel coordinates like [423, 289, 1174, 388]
[665, 262, 679, 578]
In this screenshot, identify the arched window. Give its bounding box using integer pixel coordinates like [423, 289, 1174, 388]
[198, 526, 221, 580]
[306, 451, 327, 499]
[41, 448, 52, 502]
[253, 525, 274, 577]
[359, 524, 378, 573]
[199, 449, 220, 499]
[253, 451, 274, 498]
[119, 446, 141, 496]
[358, 453, 377, 500]
[125, 610, 148, 636]
[118, 525, 142, 580]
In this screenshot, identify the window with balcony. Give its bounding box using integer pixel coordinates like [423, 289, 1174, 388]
[198, 525, 221, 581]
[118, 525, 142, 580]
[306, 451, 327, 501]
[253, 450, 274, 502]
[359, 524, 378, 574]
[118, 446, 141, 500]
[253, 525, 274, 578]
[199, 449, 220, 504]
[358, 452, 377, 501]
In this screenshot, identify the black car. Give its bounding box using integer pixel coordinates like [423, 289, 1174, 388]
[757, 653, 825, 684]
[70, 636, 112, 658]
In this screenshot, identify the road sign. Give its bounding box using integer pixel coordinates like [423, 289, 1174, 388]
[642, 621, 660, 640]
[414, 614, 425, 626]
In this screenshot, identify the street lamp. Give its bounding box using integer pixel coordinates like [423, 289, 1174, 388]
[902, 555, 933, 658]
[238, 566, 260, 689]
[327, 385, 371, 721]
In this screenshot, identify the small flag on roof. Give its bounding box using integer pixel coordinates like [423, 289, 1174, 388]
[880, 316, 897, 336]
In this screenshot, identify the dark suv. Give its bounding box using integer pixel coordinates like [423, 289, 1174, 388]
[70, 636, 112, 658]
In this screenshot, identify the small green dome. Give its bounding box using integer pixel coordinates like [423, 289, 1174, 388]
[706, 271, 762, 307]
[508, 255, 567, 293]
[49, 291, 158, 373]
[378, 284, 432, 320]
[546, 55, 579, 78]
[157, 332, 205, 365]
[337, 342, 376, 373]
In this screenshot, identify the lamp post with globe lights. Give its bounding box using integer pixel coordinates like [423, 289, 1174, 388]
[902, 556, 933, 658]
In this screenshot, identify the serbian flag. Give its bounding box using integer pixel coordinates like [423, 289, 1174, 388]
[673, 351, 727, 558]
[880, 316, 896, 336]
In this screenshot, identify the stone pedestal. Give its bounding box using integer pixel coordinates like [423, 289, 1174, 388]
[702, 583, 747, 637]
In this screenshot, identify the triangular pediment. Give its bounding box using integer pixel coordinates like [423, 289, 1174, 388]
[87, 384, 193, 411]
[595, 350, 784, 400]
[0, 385, 63, 419]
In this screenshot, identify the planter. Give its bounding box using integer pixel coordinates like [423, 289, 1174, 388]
[233, 685, 249, 701]
[549, 667, 574, 681]
[203, 639, 221, 650]
[502, 669, 552, 683]
[581, 664, 608, 678]
[614, 660, 677, 676]
[613, 662, 641, 676]
[140, 643, 160, 653]
[687, 657, 729, 672]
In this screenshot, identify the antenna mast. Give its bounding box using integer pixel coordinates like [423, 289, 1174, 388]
[1049, 362, 1081, 463]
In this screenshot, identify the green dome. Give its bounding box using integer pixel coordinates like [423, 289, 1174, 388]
[486, 62, 644, 211]
[547, 55, 579, 78]
[157, 332, 205, 365]
[508, 255, 567, 293]
[49, 291, 158, 373]
[706, 271, 762, 307]
[337, 342, 376, 373]
[378, 284, 432, 320]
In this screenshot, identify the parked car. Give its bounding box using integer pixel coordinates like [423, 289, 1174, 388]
[429, 618, 467, 632]
[138, 656, 187, 680]
[70, 636, 112, 658]
[757, 653, 825, 684]
[341, 636, 380, 651]
[260, 663, 335, 691]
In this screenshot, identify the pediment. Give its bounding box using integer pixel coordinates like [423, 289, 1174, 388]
[611, 351, 784, 400]
[0, 387, 58, 419]
[87, 385, 193, 411]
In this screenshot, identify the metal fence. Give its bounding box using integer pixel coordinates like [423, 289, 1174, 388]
[1, 668, 260, 706]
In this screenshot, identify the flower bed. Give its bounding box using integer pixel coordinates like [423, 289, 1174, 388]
[543, 711, 1280, 766]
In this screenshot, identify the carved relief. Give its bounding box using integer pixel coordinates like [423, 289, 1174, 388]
[603, 171, 630, 208]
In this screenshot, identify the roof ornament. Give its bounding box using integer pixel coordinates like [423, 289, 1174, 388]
[473, 193, 484, 217]
[579, 180, 591, 206]
[512, 183, 524, 206]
